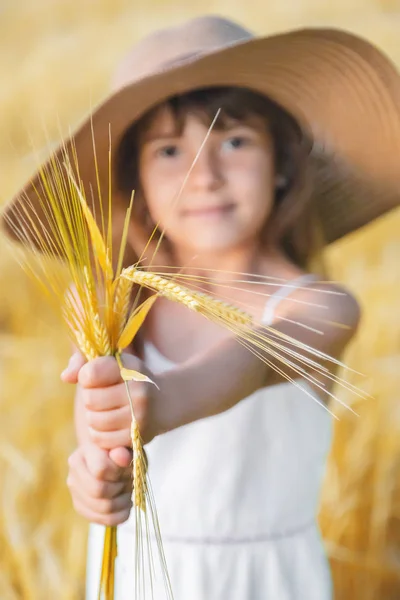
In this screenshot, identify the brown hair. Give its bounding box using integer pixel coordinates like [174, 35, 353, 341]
[116, 86, 323, 269]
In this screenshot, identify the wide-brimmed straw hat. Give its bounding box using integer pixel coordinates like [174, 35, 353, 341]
[3, 15, 400, 246]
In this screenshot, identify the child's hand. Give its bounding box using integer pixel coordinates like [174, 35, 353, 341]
[62, 351, 162, 446]
[67, 442, 133, 526]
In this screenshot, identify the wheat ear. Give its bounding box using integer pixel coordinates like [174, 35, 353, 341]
[121, 269, 252, 325]
[131, 421, 147, 512]
[113, 276, 134, 339]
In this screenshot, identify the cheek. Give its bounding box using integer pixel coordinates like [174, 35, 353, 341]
[140, 176, 177, 226]
[140, 157, 191, 226]
[232, 160, 274, 219]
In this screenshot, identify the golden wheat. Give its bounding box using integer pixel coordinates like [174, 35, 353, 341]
[1, 150, 166, 599]
[93, 314, 112, 356]
[75, 330, 98, 362]
[131, 422, 147, 512]
[113, 276, 134, 339]
[122, 268, 252, 325]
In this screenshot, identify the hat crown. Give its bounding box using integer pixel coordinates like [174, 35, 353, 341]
[111, 16, 253, 90]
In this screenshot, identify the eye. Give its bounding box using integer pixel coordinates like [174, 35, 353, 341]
[222, 136, 249, 151]
[156, 144, 180, 158]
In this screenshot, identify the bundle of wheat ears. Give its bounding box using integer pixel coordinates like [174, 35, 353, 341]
[2, 131, 365, 600]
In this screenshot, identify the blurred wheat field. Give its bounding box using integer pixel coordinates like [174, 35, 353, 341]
[0, 1, 399, 598]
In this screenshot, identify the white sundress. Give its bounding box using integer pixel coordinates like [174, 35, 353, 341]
[86, 274, 334, 600]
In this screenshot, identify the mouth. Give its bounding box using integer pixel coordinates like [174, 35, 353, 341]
[181, 203, 236, 218]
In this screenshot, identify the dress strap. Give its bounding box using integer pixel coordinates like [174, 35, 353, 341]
[262, 273, 319, 325]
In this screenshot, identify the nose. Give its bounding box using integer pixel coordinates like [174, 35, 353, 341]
[189, 145, 223, 191]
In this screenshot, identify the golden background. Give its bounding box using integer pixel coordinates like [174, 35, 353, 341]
[0, 1, 399, 598]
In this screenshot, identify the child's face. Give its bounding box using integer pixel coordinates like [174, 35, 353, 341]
[138, 105, 275, 256]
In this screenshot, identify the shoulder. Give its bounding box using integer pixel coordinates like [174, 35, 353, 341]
[274, 275, 361, 358]
[307, 280, 361, 332]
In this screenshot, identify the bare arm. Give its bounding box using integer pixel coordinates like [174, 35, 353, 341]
[157, 283, 361, 433]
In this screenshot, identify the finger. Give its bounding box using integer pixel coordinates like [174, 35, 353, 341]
[88, 427, 132, 451]
[68, 450, 127, 499]
[67, 471, 131, 500]
[71, 484, 132, 515]
[61, 351, 87, 383]
[83, 380, 148, 414]
[73, 501, 132, 526]
[71, 493, 132, 526]
[79, 353, 143, 389]
[86, 405, 132, 432]
[83, 384, 128, 412]
[109, 447, 133, 469]
[78, 356, 122, 389]
[67, 458, 131, 500]
[82, 443, 131, 482]
[67, 470, 133, 500]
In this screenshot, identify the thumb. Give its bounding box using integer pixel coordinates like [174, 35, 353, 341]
[109, 447, 133, 469]
[61, 350, 87, 384]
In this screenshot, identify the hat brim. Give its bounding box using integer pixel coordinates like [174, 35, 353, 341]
[3, 27, 400, 248]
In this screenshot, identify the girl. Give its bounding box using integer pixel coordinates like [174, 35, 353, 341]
[7, 15, 400, 600]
